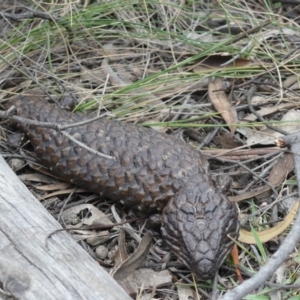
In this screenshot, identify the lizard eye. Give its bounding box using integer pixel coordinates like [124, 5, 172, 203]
[180, 204, 195, 215]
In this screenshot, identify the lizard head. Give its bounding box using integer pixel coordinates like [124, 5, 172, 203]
[161, 182, 239, 279]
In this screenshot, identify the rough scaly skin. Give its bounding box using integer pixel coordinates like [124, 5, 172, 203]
[6, 95, 239, 279]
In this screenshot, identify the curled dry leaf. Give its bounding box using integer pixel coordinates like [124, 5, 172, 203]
[117, 269, 172, 298]
[113, 232, 153, 281]
[208, 78, 238, 134]
[61, 204, 113, 227]
[60, 204, 113, 244]
[239, 201, 299, 244]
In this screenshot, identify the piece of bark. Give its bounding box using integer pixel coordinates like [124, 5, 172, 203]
[0, 155, 131, 300]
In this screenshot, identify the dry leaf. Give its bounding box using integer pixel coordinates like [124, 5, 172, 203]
[194, 54, 254, 72]
[239, 110, 300, 145]
[113, 232, 153, 281]
[239, 201, 299, 244]
[229, 153, 294, 202]
[18, 173, 58, 183]
[61, 204, 113, 227]
[256, 28, 299, 43]
[279, 196, 299, 213]
[208, 78, 238, 134]
[60, 204, 113, 244]
[184, 30, 214, 43]
[214, 131, 243, 149]
[268, 290, 281, 300]
[7, 132, 25, 147]
[34, 182, 71, 191]
[177, 285, 196, 300]
[283, 74, 300, 89]
[268, 154, 294, 186]
[118, 269, 172, 298]
[237, 127, 275, 146]
[114, 229, 128, 268]
[102, 43, 139, 61]
[229, 186, 270, 203]
[231, 244, 243, 282]
[243, 103, 298, 122]
[80, 66, 108, 87]
[101, 59, 164, 110]
[37, 188, 87, 200]
[101, 59, 128, 87]
[7, 158, 25, 171]
[139, 293, 156, 300]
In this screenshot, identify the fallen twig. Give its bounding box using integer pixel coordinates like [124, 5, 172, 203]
[0, 9, 58, 22]
[0, 6, 58, 22]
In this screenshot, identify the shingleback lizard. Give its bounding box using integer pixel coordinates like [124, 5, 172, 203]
[4, 95, 239, 279]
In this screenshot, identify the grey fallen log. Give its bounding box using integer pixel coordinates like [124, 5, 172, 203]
[0, 155, 131, 300]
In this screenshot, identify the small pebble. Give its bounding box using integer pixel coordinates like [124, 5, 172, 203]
[8, 158, 25, 171]
[95, 245, 108, 260]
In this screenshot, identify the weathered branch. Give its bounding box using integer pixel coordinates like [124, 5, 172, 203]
[0, 155, 131, 300]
